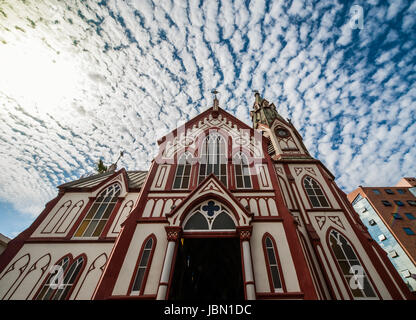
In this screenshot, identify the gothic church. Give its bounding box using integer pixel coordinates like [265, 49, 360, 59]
[0, 94, 413, 300]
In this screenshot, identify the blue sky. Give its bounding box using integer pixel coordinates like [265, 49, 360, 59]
[0, 0, 415, 238]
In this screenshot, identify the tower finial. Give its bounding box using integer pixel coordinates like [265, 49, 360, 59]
[253, 90, 261, 104]
[211, 89, 219, 111]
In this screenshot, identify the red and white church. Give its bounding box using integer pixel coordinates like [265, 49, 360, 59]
[0, 94, 413, 300]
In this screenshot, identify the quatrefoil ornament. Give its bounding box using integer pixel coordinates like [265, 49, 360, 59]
[202, 201, 220, 217]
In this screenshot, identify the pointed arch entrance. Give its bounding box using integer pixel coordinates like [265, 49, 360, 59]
[169, 237, 244, 300]
[169, 201, 243, 300]
[157, 197, 255, 300]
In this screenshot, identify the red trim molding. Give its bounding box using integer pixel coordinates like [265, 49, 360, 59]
[262, 233, 287, 293]
[127, 234, 157, 296]
[0, 191, 64, 275]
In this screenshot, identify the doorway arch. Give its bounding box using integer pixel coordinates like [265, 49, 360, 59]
[169, 200, 244, 300]
[157, 197, 256, 300]
[168, 237, 244, 300]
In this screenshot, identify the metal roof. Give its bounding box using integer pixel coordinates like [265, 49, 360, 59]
[59, 170, 148, 191]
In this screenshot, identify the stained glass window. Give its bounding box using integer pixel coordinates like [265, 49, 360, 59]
[233, 152, 252, 189]
[173, 152, 193, 189]
[329, 230, 377, 299]
[35, 255, 85, 300]
[74, 183, 121, 237]
[198, 132, 227, 186]
[303, 176, 330, 208]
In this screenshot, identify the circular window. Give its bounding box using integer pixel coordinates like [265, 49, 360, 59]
[276, 128, 289, 137]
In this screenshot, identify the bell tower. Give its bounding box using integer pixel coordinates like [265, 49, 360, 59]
[250, 92, 311, 160]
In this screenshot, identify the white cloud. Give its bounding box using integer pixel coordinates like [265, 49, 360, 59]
[0, 0, 414, 227]
[386, 0, 406, 20]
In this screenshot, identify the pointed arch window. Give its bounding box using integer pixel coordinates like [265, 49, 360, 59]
[35, 255, 85, 300]
[198, 132, 227, 185]
[329, 230, 377, 299]
[131, 236, 155, 295]
[303, 176, 330, 208]
[74, 183, 121, 237]
[233, 152, 252, 188]
[173, 152, 193, 189]
[263, 235, 284, 292]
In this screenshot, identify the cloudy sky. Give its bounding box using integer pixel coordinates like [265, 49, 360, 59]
[0, 0, 415, 238]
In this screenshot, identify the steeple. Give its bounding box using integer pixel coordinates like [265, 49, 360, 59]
[250, 92, 284, 129]
[250, 93, 312, 159]
[212, 89, 219, 111]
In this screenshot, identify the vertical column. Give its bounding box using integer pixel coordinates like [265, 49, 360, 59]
[238, 226, 256, 300]
[156, 226, 182, 300]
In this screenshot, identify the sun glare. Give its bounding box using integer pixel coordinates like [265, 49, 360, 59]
[0, 37, 79, 115]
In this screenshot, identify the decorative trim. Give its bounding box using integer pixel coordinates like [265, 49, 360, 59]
[40, 200, 72, 234]
[328, 216, 345, 230]
[294, 167, 303, 176]
[236, 226, 252, 241]
[73, 253, 108, 300]
[315, 216, 326, 230]
[55, 200, 85, 234]
[0, 253, 31, 300]
[165, 226, 182, 242]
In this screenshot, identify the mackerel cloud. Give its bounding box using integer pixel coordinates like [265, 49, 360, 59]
[0, 0, 415, 218]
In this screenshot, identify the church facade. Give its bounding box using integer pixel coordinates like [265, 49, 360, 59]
[0, 94, 413, 300]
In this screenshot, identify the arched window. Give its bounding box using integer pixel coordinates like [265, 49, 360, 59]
[74, 183, 121, 237]
[233, 152, 252, 188]
[35, 255, 85, 300]
[329, 230, 377, 299]
[263, 235, 283, 292]
[198, 132, 227, 186]
[173, 152, 193, 189]
[303, 176, 330, 208]
[131, 236, 155, 295]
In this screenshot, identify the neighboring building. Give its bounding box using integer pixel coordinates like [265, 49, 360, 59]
[348, 179, 416, 291]
[396, 177, 416, 198]
[0, 94, 413, 300]
[0, 234, 11, 256]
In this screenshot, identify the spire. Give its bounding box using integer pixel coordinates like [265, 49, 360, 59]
[250, 92, 282, 129]
[211, 89, 219, 111]
[254, 91, 262, 106]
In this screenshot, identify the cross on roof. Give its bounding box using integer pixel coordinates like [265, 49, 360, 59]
[211, 89, 219, 99]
